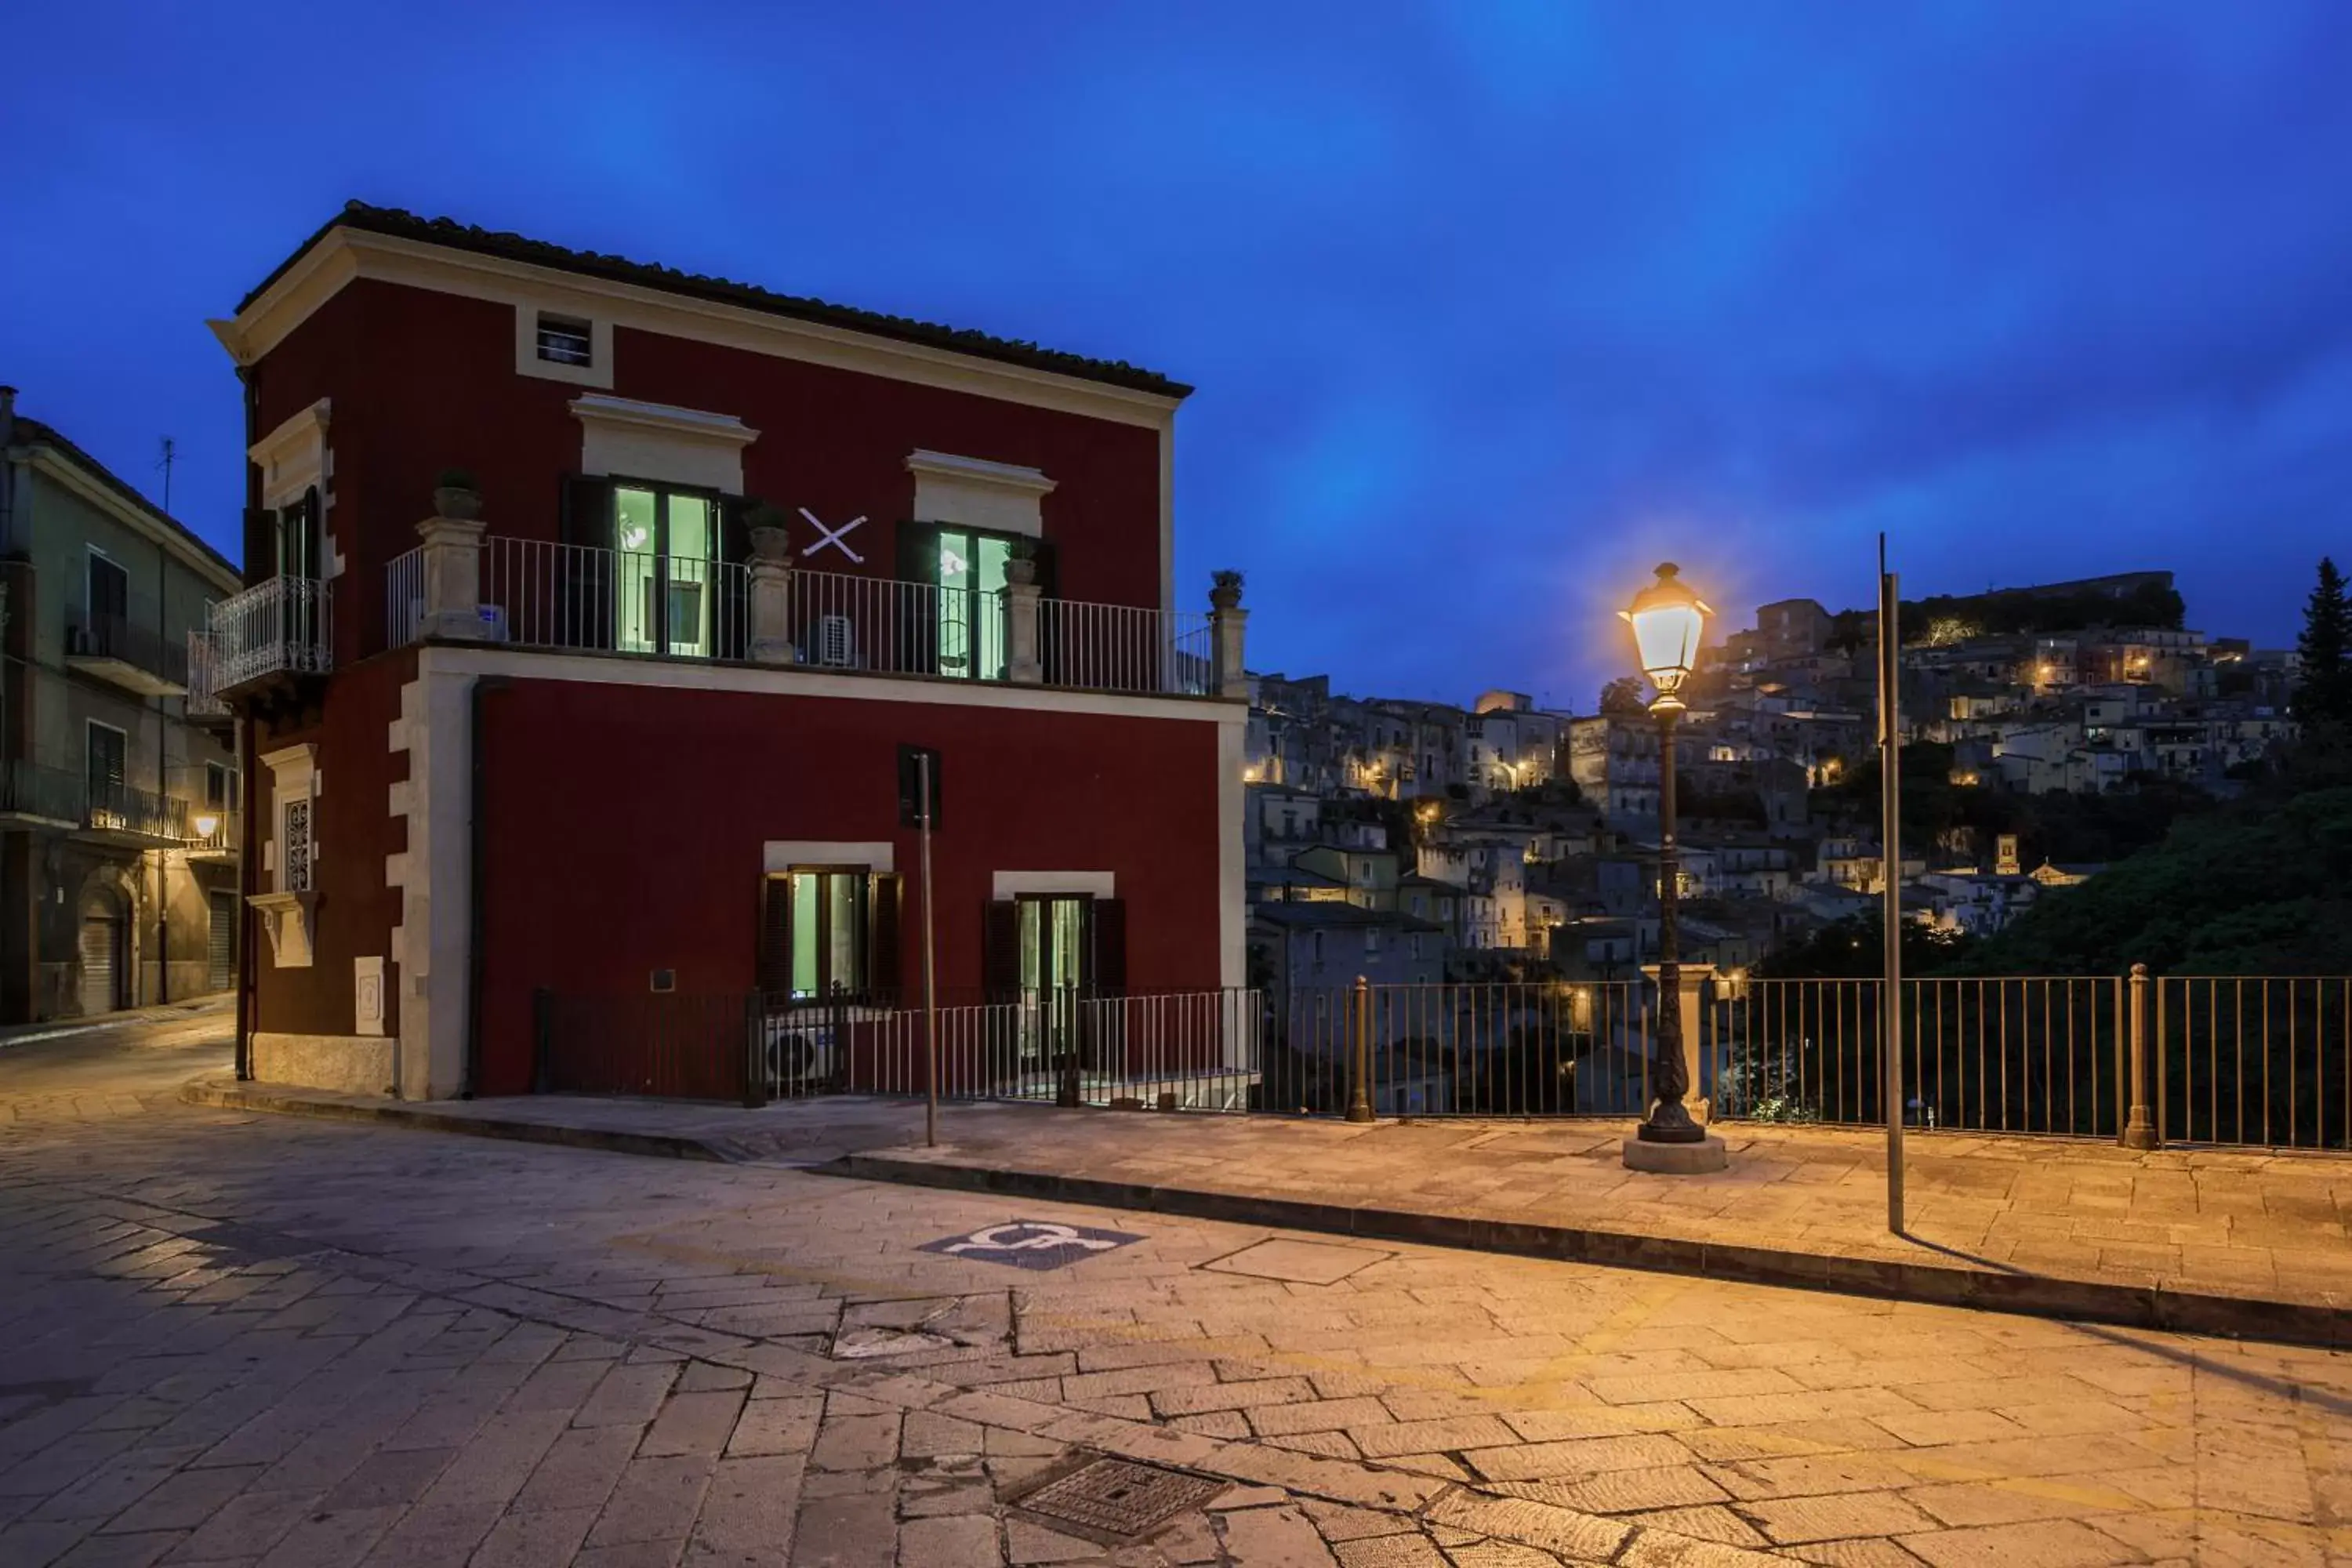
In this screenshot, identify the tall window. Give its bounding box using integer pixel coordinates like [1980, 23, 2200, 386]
[613, 483, 716, 656]
[935, 527, 1011, 681]
[87, 551, 129, 645]
[759, 870, 898, 1004]
[86, 722, 126, 819]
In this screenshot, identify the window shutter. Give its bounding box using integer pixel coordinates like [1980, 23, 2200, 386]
[982, 898, 1020, 1000]
[757, 875, 793, 1000]
[243, 507, 278, 579]
[714, 494, 752, 659]
[560, 476, 615, 649]
[1087, 898, 1127, 996]
[896, 521, 940, 675]
[867, 873, 902, 1004]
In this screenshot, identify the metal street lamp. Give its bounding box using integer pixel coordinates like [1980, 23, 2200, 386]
[1621, 563, 1712, 1149]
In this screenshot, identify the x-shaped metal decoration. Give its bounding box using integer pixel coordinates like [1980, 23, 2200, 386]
[799, 507, 868, 564]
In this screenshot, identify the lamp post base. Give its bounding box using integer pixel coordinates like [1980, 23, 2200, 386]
[1623, 1133, 1728, 1174]
[1635, 1099, 1708, 1144]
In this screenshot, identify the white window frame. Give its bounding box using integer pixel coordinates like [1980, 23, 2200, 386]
[517, 305, 613, 389]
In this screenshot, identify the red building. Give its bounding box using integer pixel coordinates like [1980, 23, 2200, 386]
[200, 204, 1249, 1103]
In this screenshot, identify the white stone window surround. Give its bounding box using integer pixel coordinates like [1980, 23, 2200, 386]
[251, 742, 321, 968]
[992, 871, 1114, 900]
[573, 394, 759, 496]
[517, 305, 615, 389]
[249, 401, 343, 582]
[763, 840, 895, 874]
[906, 450, 1054, 539]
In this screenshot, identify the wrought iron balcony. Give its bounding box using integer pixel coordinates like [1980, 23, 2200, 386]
[83, 779, 191, 844]
[65, 609, 190, 698]
[198, 576, 333, 704]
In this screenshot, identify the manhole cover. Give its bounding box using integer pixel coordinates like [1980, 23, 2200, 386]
[1018, 1457, 1222, 1538]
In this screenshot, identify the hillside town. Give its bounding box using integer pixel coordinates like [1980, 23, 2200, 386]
[1245, 570, 2300, 988]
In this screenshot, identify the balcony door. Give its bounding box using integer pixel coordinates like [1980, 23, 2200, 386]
[613, 484, 717, 656]
[895, 524, 1051, 681]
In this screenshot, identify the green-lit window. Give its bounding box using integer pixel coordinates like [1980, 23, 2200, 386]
[786, 870, 868, 1002]
[613, 483, 715, 655]
[935, 528, 1011, 681]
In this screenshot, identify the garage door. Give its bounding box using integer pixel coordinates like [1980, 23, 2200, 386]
[80, 916, 122, 1016]
[207, 891, 235, 993]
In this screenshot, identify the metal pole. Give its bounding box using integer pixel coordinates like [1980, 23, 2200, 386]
[1880, 539, 1905, 1232]
[1345, 975, 1374, 1123]
[920, 753, 939, 1148]
[2122, 962, 2155, 1149]
[1636, 702, 1701, 1142]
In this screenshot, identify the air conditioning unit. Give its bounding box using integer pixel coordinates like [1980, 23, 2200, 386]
[762, 1018, 837, 1092]
[812, 614, 856, 667]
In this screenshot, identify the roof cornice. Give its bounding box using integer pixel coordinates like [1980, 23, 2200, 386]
[215, 212, 1188, 428]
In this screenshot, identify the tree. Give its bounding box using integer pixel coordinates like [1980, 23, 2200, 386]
[2293, 557, 2352, 733]
[1599, 677, 1647, 715]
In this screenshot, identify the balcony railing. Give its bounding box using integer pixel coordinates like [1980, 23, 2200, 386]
[202, 575, 333, 695]
[85, 779, 191, 843]
[383, 539, 1217, 698]
[64, 608, 190, 694]
[0, 760, 86, 825]
[0, 760, 203, 844]
[185, 632, 229, 720]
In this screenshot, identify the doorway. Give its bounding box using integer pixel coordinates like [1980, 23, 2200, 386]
[79, 889, 126, 1016]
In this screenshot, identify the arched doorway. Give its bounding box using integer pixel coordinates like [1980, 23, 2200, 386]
[79, 887, 127, 1017]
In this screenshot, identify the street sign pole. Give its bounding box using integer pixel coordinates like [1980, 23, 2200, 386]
[920, 753, 939, 1149]
[1879, 535, 1905, 1234]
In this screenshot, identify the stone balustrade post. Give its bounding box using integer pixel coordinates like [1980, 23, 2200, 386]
[1210, 579, 1248, 699]
[1004, 579, 1043, 684]
[746, 556, 797, 666]
[416, 515, 488, 641]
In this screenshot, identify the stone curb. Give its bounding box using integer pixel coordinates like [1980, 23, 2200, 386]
[830, 1150, 2352, 1352]
[179, 1078, 731, 1164]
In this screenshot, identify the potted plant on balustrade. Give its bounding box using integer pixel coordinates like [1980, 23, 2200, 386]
[1210, 568, 1245, 610]
[743, 501, 795, 564]
[1004, 535, 1039, 587]
[433, 469, 482, 521]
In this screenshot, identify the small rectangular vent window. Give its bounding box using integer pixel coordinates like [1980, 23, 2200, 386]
[536, 314, 593, 367]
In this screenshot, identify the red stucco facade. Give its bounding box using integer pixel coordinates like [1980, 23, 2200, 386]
[226, 212, 1236, 1100]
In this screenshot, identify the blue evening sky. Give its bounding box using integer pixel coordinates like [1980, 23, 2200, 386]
[5, 3, 2349, 709]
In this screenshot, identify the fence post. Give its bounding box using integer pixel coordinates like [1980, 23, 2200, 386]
[2122, 963, 2156, 1149]
[1003, 577, 1043, 684]
[742, 990, 768, 1109]
[532, 987, 551, 1094]
[1346, 976, 1375, 1123]
[746, 550, 797, 666]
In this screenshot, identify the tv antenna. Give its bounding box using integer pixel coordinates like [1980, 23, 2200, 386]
[156, 437, 176, 514]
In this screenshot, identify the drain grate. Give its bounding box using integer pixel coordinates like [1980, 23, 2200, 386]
[1018, 1457, 1222, 1538]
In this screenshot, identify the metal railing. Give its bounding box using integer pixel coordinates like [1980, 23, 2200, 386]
[188, 808, 241, 854]
[534, 986, 1262, 1108]
[184, 632, 229, 719]
[64, 609, 190, 687]
[1704, 976, 2122, 1138]
[85, 779, 191, 842]
[385, 539, 1214, 696]
[205, 575, 332, 690]
[2158, 977, 2352, 1151]
[0, 759, 86, 823]
[1269, 981, 1650, 1116]
[1036, 598, 1214, 695]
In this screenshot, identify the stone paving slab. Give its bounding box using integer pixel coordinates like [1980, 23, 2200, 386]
[186, 1080, 2352, 1348]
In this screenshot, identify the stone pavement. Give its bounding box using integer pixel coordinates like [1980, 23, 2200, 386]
[10, 1043, 2352, 1563]
[193, 1081, 2352, 1345]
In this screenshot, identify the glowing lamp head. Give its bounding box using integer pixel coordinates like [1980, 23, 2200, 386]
[192, 813, 221, 840]
[1620, 562, 1711, 703]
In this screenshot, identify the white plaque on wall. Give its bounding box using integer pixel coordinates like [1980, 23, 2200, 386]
[355, 956, 386, 1036]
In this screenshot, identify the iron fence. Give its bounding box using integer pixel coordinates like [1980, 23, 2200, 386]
[2158, 977, 2352, 1151]
[65, 608, 191, 688]
[526, 971, 2352, 1152]
[1265, 982, 1649, 1116]
[1703, 976, 2122, 1138]
[534, 986, 1261, 1108]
